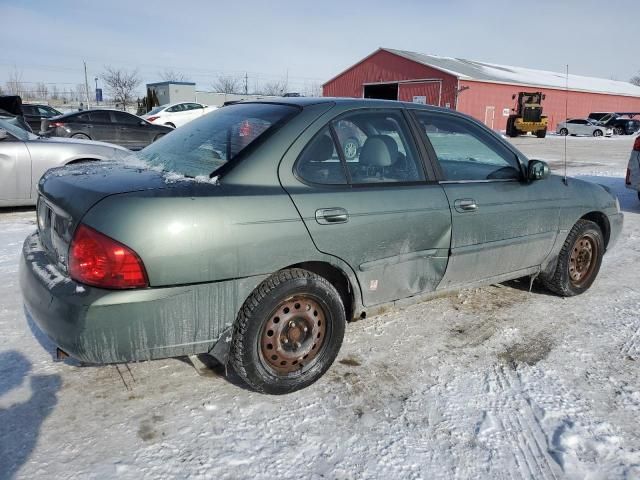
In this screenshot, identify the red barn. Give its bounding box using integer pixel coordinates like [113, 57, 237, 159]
[323, 48, 640, 132]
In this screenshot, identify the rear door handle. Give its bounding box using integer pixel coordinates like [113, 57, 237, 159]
[315, 207, 349, 225]
[454, 199, 478, 212]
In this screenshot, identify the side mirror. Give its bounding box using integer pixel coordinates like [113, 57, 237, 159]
[528, 159, 550, 181]
[0, 129, 8, 141]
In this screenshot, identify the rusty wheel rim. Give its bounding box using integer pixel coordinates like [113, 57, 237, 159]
[569, 233, 598, 287]
[260, 295, 327, 375]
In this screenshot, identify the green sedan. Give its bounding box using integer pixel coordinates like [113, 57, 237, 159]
[20, 98, 623, 394]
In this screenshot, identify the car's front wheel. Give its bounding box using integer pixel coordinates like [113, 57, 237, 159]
[541, 219, 604, 296]
[593, 129, 603, 137]
[559, 128, 568, 136]
[230, 268, 346, 394]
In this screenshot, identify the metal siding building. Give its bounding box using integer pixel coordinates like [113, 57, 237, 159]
[323, 48, 640, 131]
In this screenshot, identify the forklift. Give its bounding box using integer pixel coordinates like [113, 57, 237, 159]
[505, 91, 548, 138]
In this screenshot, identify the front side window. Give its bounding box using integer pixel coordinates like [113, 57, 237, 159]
[111, 111, 138, 125]
[138, 103, 298, 177]
[413, 111, 521, 181]
[90, 111, 111, 123]
[332, 111, 424, 184]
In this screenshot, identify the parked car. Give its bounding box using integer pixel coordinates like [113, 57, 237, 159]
[597, 114, 640, 136]
[556, 118, 612, 137]
[20, 98, 623, 394]
[142, 102, 215, 128]
[625, 134, 640, 201]
[0, 95, 32, 132]
[0, 118, 129, 207]
[22, 104, 62, 132]
[42, 109, 173, 150]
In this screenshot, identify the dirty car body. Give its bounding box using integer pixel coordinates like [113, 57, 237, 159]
[20, 98, 623, 392]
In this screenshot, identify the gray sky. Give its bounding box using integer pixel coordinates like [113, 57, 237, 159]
[2, 0, 638, 95]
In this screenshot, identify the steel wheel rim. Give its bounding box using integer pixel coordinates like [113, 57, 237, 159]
[260, 295, 327, 375]
[569, 233, 598, 287]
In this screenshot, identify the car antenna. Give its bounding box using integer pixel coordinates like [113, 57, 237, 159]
[563, 64, 569, 185]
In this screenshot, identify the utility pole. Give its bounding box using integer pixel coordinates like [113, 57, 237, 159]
[83, 61, 91, 109]
[244, 72, 248, 95]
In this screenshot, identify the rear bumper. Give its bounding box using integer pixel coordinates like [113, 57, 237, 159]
[20, 232, 262, 364]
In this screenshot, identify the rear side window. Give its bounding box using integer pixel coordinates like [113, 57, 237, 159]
[296, 127, 347, 185]
[90, 111, 111, 123]
[413, 111, 521, 181]
[138, 103, 298, 177]
[111, 111, 139, 125]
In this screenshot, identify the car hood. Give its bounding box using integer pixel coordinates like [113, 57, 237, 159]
[38, 161, 218, 221]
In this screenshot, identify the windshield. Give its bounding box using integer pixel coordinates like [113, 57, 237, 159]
[146, 105, 166, 115]
[0, 117, 34, 140]
[137, 103, 298, 177]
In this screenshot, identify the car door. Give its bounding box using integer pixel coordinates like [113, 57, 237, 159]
[184, 103, 204, 123]
[169, 103, 189, 127]
[0, 131, 31, 202]
[279, 108, 452, 306]
[410, 109, 562, 288]
[86, 110, 114, 143]
[111, 111, 148, 149]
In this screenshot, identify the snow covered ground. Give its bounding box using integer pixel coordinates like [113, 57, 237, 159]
[1, 135, 639, 479]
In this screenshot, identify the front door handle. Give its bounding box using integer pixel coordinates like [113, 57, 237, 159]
[315, 207, 349, 225]
[454, 199, 478, 212]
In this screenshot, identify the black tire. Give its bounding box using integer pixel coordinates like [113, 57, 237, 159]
[536, 128, 547, 138]
[71, 133, 91, 140]
[593, 129, 603, 137]
[506, 117, 517, 137]
[230, 268, 346, 394]
[615, 127, 625, 135]
[559, 128, 568, 136]
[541, 219, 604, 297]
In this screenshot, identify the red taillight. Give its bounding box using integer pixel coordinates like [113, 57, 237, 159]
[68, 224, 148, 289]
[50, 121, 65, 128]
[146, 116, 159, 122]
[633, 136, 640, 152]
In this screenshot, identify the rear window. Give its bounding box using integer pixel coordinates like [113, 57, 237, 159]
[137, 103, 298, 177]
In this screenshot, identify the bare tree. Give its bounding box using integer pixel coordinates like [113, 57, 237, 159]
[631, 73, 640, 87]
[75, 83, 90, 102]
[101, 66, 141, 109]
[51, 85, 60, 100]
[259, 80, 287, 96]
[34, 82, 49, 100]
[211, 75, 241, 94]
[6, 67, 25, 97]
[158, 69, 190, 82]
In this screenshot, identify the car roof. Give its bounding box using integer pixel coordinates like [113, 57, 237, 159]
[58, 109, 138, 117]
[231, 96, 454, 113]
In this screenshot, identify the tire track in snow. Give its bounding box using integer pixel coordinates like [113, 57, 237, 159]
[620, 323, 640, 357]
[478, 365, 560, 480]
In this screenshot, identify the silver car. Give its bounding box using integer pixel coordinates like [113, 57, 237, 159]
[0, 118, 129, 207]
[556, 118, 612, 137]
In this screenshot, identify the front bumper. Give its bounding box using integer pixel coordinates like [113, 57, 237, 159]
[20, 232, 261, 364]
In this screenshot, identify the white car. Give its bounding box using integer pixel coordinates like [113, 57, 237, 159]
[556, 118, 612, 137]
[142, 102, 216, 128]
[625, 135, 640, 201]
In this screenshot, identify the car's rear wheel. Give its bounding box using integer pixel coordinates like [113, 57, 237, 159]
[559, 128, 568, 136]
[71, 133, 91, 140]
[230, 268, 346, 394]
[593, 129, 603, 137]
[615, 127, 625, 135]
[541, 219, 604, 296]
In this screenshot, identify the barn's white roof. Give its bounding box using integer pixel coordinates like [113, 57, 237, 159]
[383, 48, 640, 97]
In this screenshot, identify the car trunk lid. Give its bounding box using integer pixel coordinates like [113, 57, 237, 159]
[36, 162, 188, 269]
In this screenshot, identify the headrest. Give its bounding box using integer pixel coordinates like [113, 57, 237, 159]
[359, 136, 393, 167]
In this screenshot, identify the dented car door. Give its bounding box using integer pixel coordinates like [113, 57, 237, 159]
[280, 108, 452, 306]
